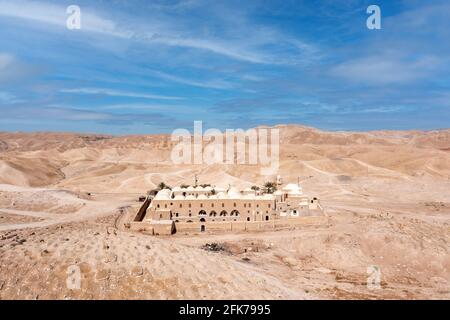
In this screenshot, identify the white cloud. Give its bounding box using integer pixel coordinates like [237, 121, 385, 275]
[0, 0, 318, 65]
[0, 53, 14, 70]
[150, 70, 234, 89]
[0, 0, 126, 37]
[60, 88, 183, 100]
[0, 91, 20, 103]
[331, 55, 441, 85]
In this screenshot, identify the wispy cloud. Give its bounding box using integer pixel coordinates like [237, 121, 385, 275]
[0, 0, 319, 65]
[0, 0, 125, 37]
[331, 55, 442, 85]
[149, 70, 234, 89]
[60, 88, 183, 100]
[0, 91, 21, 104]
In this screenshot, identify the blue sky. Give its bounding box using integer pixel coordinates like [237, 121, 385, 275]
[0, 0, 449, 134]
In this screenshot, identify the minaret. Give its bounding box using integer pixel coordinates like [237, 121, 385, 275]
[276, 175, 283, 188]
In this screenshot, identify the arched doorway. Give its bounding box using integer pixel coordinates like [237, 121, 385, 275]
[200, 225, 205, 232]
[199, 210, 207, 216]
[200, 218, 206, 222]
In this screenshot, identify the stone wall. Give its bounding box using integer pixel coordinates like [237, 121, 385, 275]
[174, 216, 328, 234]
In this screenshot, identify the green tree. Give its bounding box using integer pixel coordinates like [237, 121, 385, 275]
[157, 182, 171, 190]
[263, 182, 277, 194]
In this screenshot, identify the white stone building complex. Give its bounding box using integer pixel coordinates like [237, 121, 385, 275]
[130, 178, 325, 235]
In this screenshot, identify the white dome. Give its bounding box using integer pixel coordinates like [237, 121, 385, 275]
[273, 190, 283, 196]
[187, 186, 195, 191]
[172, 186, 182, 192]
[227, 187, 241, 198]
[216, 192, 228, 199]
[174, 194, 185, 200]
[154, 190, 170, 200]
[185, 194, 196, 200]
[195, 186, 204, 190]
[197, 194, 207, 200]
[283, 183, 300, 191]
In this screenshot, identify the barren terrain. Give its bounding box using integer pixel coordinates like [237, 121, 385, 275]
[0, 125, 449, 299]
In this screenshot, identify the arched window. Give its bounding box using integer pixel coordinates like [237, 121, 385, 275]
[199, 210, 207, 216]
[200, 218, 206, 222]
[220, 210, 227, 216]
[209, 211, 217, 217]
[231, 210, 239, 217]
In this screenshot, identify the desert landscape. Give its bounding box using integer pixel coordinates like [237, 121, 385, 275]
[0, 125, 449, 299]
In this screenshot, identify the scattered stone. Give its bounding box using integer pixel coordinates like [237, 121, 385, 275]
[104, 253, 118, 263]
[95, 269, 110, 281]
[282, 257, 298, 267]
[201, 243, 225, 252]
[131, 266, 144, 277]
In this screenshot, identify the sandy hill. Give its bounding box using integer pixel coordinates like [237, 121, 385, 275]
[0, 126, 448, 195]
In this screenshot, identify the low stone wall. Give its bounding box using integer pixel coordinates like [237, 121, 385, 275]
[128, 221, 174, 235]
[175, 216, 328, 234]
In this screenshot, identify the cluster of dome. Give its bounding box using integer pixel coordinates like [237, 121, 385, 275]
[153, 183, 303, 201]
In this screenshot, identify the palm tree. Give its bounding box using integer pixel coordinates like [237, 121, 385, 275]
[157, 182, 171, 190]
[263, 182, 277, 194]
